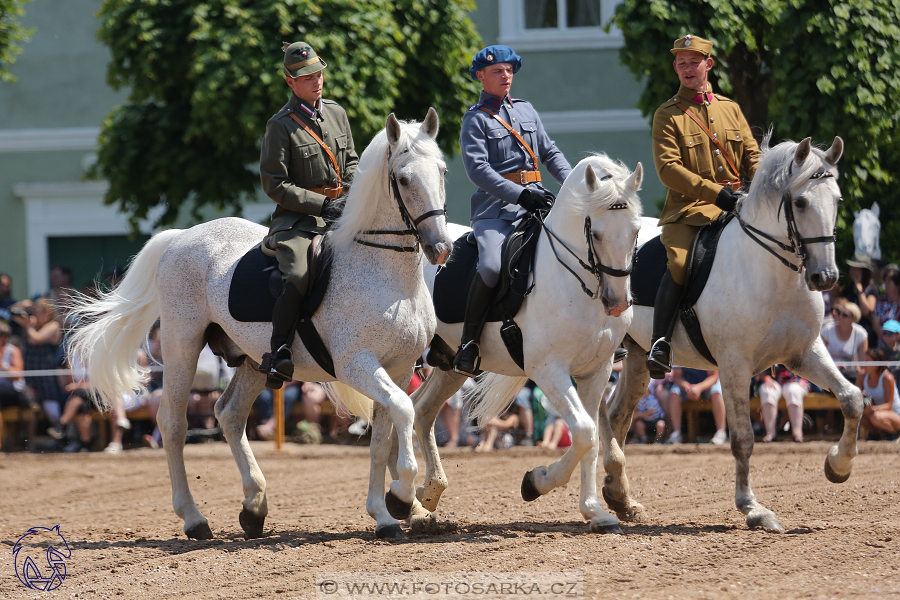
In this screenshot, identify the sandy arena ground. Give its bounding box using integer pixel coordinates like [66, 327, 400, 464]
[1, 440, 898, 599]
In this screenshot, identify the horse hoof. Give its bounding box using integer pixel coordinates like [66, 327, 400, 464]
[185, 522, 214, 540]
[409, 511, 439, 535]
[416, 486, 440, 513]
[590, 521, 624, 535]
[824, 457, 851, 484]
[747, 510, 784, 531]
[521, 470, 541, 502]
[375, 524, 405, 539]
[239, 508, 266, 539]
[601, 484, 627, 514]
[385, 490, 413, 521]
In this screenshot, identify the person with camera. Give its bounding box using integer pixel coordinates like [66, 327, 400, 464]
[453, 45, 572, 377]
[10, 298, 63, 426]
[647, 35, 761, 378]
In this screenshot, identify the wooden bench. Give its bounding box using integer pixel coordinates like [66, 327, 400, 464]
[683, 392, 842, 442]
[0, 406, 39, 449]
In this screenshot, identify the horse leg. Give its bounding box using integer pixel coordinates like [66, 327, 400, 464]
[607, 337, 651, 444]
[792, 339, 863, 483]
[572, 366, 625, 534]
[522, 365, 597, 502]
[719, 363, 783, 530]
[214, 361, 268, 538]
[365, 403, 404, 538]
[156, 334, 211, 539]
[411, 368, 466, 512]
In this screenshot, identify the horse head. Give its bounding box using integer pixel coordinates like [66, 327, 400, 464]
[559, 155, 643, 317]
[385, 108, 453, 265]
[742, 136, 843, 291]
[853, 202, 881, 261]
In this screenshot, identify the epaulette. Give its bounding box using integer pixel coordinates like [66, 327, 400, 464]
[467, 102, 483, 112]
[714, 94, 735, 104]
[321, 98, 337, 105]
[510, 97, 527, 104]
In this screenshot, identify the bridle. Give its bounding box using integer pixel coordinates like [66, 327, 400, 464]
[354, 151, 447, 253]
[737, 164, 837, 273]
[538, 175, 636, 299]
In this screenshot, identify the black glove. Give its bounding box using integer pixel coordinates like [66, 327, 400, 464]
[715, 186, 739, 212]
[320, 197, 344, 222]
[518, 188, 554, 214]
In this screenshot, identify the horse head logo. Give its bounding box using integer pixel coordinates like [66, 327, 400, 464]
[853, 201, 881, 262]
[13, 525, 71, 591]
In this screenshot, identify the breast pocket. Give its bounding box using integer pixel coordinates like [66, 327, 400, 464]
[519, 120, 538, 154]
[292, 141, 325, 184]
[333, 134, 348, 181]
[680, 132, 710, 176]
[724, 129, 744, 168]
[486, 126, 515, 164]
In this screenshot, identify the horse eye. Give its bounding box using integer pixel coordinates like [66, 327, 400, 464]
[399, 177, 410, 186]
[794, 197, 808, 209]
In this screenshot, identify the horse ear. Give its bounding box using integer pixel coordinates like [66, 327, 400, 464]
[421, 107, 439, 139]
[626, 162, 643, 192]
[584, 164, 599, 191]
[386, 113, 401, 147]
[825, 136, 843, 165]
[871, 201, 880, 218]
[794, 137, 812, 165]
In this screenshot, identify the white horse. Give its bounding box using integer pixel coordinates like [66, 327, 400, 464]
[605, 136, 861, 531]
[401, 154, 643, 534]
[853, 201, 881, 261]
[68, 110, 453, 540]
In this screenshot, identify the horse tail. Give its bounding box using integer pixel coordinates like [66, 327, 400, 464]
[322, 381, 374, 421]
[467, 373, 529, 429]
[67, 228, 183, 410]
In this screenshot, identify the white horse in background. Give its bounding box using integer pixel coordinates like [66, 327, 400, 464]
[68, 110, 453, 540]
[853, 201, 881, 262]
[606, 136, 861, 531]
[403, 155, 643, 534]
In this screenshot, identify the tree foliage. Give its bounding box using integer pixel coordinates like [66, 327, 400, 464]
[609, 0, 900, 265]
[0, 0, 32, 82]
[92, 0, 482, 229]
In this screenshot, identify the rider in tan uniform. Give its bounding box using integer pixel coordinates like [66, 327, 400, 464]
[258, 42, 358, 387]
[647, 35, 760, 378]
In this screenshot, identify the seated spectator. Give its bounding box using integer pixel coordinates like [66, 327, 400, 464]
[873, 264, 900, 346]
[189, 345, 233, 430]
[438, 381, 467, 448]
[856, 347, 900, 438]
[0, 321, 37, 451]
[877, 319, 900, 383]
[48, 354, 99, 452]
[821, 298, 868, 382]
[475, 386, 530, 452]
[629, 380, 666, 444]
[666, 368, 727, 445]
[512, 381, 535, 446]
[534, 388, 571, 451]
[0, 273, 16, 322]
[10, 298, 63, 424]
[757, 365, 809, 443]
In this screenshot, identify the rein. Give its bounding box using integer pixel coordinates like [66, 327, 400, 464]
[355, 151, 447, 253]
[737, 167, 836, 273]
[537, 175, 636, 299]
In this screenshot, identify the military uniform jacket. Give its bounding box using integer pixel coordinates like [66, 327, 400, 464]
[260, 94, 359, 235]
[652, 84, 760, 226]
[460, 91, 571, 222]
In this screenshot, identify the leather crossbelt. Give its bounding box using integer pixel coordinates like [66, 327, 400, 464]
[288, 112, 343, 197]
[478, 106, 542, 184]
[675, 102, 742, 190]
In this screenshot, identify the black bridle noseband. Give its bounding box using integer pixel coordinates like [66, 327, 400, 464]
[538, 175, 636, 299]
[355, 154, 447, 253]
[737, 166, 837, 273]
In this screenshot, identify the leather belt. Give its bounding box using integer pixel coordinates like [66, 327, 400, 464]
[720, 180, 741, 191]
[307, 185, 344, 199]
[501, 170, 542, 185]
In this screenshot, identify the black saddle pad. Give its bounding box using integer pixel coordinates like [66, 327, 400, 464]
[631, 236, 668, 307]
[228, 245, 280, 323]
[433, 218, 541, 324]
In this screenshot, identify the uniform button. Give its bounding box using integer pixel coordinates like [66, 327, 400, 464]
[688, 142, 693, 146]
[710, 118, 715, 123]
[715, 149, 721, 155]
[512, 117, 517, 123]
[718, 166, 724, 172]
[736, 135, 741, 139]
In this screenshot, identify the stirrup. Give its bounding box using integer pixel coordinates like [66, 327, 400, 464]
[646, 338, 672, 378]
[613, 348, 627, 363]
[452, 340, 482, 378]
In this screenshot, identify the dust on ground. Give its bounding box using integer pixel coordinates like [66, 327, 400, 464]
[1, 441, 898, 599]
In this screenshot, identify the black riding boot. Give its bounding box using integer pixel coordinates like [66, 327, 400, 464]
[260, 283, 305, 389]
[646, 270, 684, 379]
[452, 273, 495, 377]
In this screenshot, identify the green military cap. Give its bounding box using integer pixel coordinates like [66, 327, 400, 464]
[282, 41, 327, 78]
[670, 34, 713, 57]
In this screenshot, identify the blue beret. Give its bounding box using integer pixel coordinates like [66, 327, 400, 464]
[469, 45, 522, 81]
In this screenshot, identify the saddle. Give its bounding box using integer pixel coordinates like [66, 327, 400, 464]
[228, 235, 336, 376]
[630, 212, 734, 365]
[432, 215, 542, 369]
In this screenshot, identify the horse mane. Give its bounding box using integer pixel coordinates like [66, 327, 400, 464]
[561, 153, 643, 218]
[741, 134, 839, 216]
[328, 119, 446, 253]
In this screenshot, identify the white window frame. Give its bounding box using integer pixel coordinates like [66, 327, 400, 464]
[497, 0, 623, 51]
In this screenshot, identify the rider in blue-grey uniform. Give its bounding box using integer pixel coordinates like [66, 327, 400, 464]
[452, 45, 572, 377]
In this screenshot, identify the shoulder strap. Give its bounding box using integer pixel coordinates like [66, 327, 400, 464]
[675, 102, 740, 179]
[478, 106, 539, 171]
[288, 112, 341, 183]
